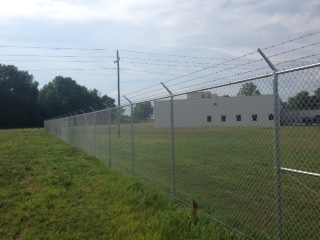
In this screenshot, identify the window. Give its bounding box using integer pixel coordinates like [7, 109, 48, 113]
[252, 114, 258, 121]
[236, 115, 241, 121]
[221, 115, 226, 122]
[269, 114, 274, 120]
[207, 116, 212, 122]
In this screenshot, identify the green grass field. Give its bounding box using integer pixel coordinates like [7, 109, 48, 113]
[0, 128, 246, 240]
[63, 122, 320, 239]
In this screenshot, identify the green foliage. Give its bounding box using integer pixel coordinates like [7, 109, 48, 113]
[0, 129, 243, 239]
[237, 82, 261, 96]
[0, 64, 116, 128]
[133, 101, 154, 122]
[38, 76, 115, 118]
[286, 88, 320, 110]
[0, 64, 41, 128]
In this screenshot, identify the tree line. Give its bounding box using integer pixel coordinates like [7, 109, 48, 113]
[237, 82, 320, 110]
[0, 64, 116, 128]
[0, 63, 154, 129]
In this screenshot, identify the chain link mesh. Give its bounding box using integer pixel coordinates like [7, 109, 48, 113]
[44, 64, 320, 239]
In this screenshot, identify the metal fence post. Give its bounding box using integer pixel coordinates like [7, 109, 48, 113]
[90, 107, 97, 157]
[124, 95, 135, 178]
[258, 48, 283, 240]
[73, 112, 79, 148]
[273, 71, 283, 240]
[76, 115, 80, 148]
[109, 109, 112, 167]
[80, 110, 86, 152]
[170, 95, 176, 199]
[161, 82, 176, 199]
[102, 103, 112, 168]
[131, 103, 135, 177]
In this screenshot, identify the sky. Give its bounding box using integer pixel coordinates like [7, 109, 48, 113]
[1, 0, 320, 105]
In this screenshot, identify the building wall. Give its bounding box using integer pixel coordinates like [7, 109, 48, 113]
[154, 95, 274, 128]
[187, 91, 217, 99]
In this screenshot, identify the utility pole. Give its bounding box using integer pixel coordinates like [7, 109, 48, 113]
[114, 50, 121, 137]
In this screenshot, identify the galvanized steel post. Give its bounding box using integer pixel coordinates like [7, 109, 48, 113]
[80, 110, 87, 152]
[90, 107, 97, 157]
[103, 102, 112, 167]
[258, 48, 282, 240]
[273, 70, 283, 240]
[160, 82, 176, 199]
[124, 95, 135, 178]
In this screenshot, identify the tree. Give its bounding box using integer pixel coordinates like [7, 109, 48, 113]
[286, 89, 320, 110]
[0, 64, 41, 128]
[133, 101, 153, 122]
[237, 82, 261, 96]
[38, 76, 115, 118]
[313, 88, 320, 109]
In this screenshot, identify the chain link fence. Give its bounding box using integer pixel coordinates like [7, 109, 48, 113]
[44, 62, 320, 239]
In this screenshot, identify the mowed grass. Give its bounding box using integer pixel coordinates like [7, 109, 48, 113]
[72, 122, 320, 240]
[0, 128, 245, 240]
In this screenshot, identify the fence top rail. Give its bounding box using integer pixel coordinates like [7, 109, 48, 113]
[277, 62, 320, 75]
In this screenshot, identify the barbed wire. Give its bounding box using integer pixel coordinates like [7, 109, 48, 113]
[268, 41, 320, 60]
[123, 51, 259, 97]
[274, 53, 320, 69]
[121, 60, 206, 68]
[121, 56, 254, 64]
[262, 31, 320, 51]
[122, 34, 320, 98]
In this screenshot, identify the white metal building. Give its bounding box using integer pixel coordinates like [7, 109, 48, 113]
[154, 94, 275, 127]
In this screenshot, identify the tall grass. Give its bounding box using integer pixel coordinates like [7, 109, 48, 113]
[78, 123, 320, 240]
[0, 129, 244, 240]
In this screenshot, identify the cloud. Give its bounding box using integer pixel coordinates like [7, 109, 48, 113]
[0, 0, 172, 24]
[0, 0, 319, 100]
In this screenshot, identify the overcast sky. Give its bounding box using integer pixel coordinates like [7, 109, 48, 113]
[1, 0, 320, 104]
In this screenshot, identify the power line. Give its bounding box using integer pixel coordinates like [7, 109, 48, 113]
[0, 45, 115, 51]
[122, 56, 254, 64]
[1, 54, 115, 58]
[1, 30, 319, 58]
[28, 67, 117, 71]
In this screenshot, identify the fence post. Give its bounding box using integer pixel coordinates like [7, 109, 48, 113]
[73, 112, 79, 148]
[123, 95, 135, 178]
[108, 109, 112, 167]
[273, 70, 283, 240]
[90, 107, 97, 157]
[103, 103, 112, 167]
[161, 82, 176, 199]
[258, 48, 282, 240]
[76, 115, 80, 148]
